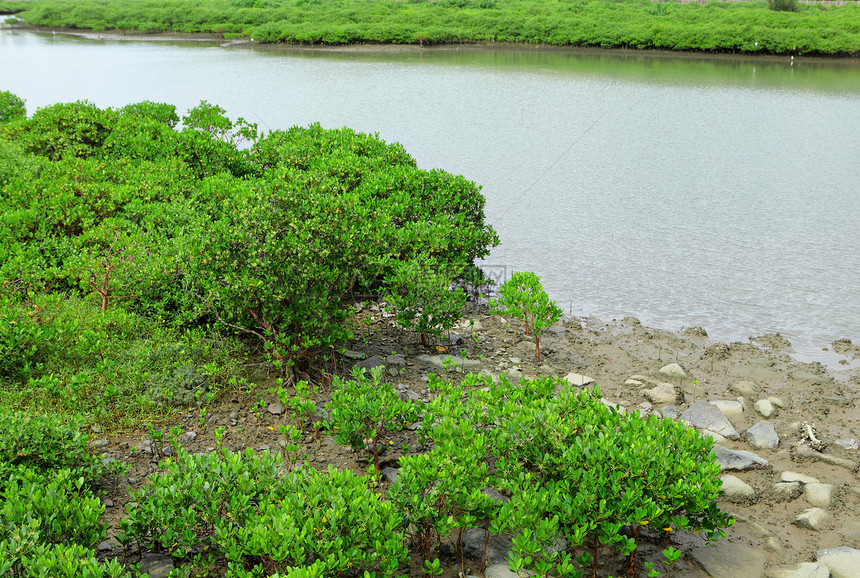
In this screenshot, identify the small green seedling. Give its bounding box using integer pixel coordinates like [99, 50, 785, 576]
[490, 271, 563, 358]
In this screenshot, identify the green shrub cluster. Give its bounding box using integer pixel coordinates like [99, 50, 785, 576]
[10, 0, 860, 55]
[327, 371, 734, 577]
[0, 93, 497, 421]
[0, 410, 131, 577]
[120, 431, 408, 577]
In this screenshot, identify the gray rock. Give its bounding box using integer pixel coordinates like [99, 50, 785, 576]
[381, 467, 398, 484]
[483, 564, 520, 578]
[779, 471, 819, 485]
[713, 445, 769, 471]
[746, 421, 780, 449]
[690, 542, 766, 578]
[355, 355, 385, 370]
[766, 562, 830, 578]
[817, 547, 860, 578]
[643, 382, 684, 405]
[482, 488, 510, 504]
[660, 405, 681, 419]
[754, 399, 775, 418]
[385, 354, 407, 366]
[681, 401, 740, 440]
[564, 372, 595, 386]
[804, 483, 835, 509]
[140, 553, 174, 578]
[96, 541, 114, 552]
[267, 402, 284, 415]
[659, 363, 688, 378]
[731, 381, 761, 398]
[415, 354, 481, 373]
[183, 431, 197, 442]
[834, 438, 859, 450]
[720, 475, 756, 502]
[342, 349, 366, 360]
[461, 528, 512, 567]
[794, 508, 832, 531]
[769, 482, 802, 502]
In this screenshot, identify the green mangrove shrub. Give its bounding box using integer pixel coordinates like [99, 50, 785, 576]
[326, 366, 420, 479]
[120, 438, 408, 576]
[490, 271, 562, 358]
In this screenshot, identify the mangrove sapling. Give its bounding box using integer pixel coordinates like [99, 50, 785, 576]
[326, 365, 420, 480]
[490, 271, 562, 358]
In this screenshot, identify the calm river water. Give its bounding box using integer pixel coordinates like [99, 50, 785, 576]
[2, 27, 859, 365]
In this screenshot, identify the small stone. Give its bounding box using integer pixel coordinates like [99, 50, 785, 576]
[720, 474, 756, 502]
[765, 562, 829, 578]
[834, 439, 859, 450]
[712, 400, 745, 424]
[746, 421, 780, 449]
[731, 381, 760, 398]
[102, 498, 114, 507]
[96, 541, 114, 552]
[482, 488, 510, 504]
[660, 405, 681, 419]
[713, 445, 769, 471]
[161, 445, 173, 456]
[382, 467, 398, 484]
[342, 349, 366, 360]
[355, 355, 386, 369]
[804, 483, 835, 509]
[564, 373, 595, 386]
[769, 395, 789, 409]
[754, 399, 775, 418]
[690, 542, 766, 578]
[462, 528, 513, 567]
[483, 564, 519, 578]
[229, 411, 238, 420]
[769, 482, 802, 502]
[127, 477, 139, 485]
[681, 401, 740, 440]
[643, 382, 684, 405]
[183, 431, 197, 442]
[762, 536, 785, 557]
[817, 546, 860, 578]
[779, 471, 820, 485]
[90, 439, 109, 448]
[267, 402, 284, 415]
[795, 445, 857, 470]
[794, 508, 832, 531]
[140, 553, 174, 578]
[659, 363, 688, 378]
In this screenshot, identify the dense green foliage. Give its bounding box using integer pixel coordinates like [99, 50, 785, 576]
[7, 0, 860, 55]
[0, 411, 131, 577]
[0, 93, 497, 423]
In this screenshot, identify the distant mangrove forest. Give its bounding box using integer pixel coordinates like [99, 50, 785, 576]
[3, 0, 859, 56]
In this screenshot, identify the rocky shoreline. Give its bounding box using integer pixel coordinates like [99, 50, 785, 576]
[92, 304, 860, 577]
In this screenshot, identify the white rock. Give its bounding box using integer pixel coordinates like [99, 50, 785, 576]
[834, 438, 859, 450]
[794, 508, 832, 531]
[769, 395, 789, 408]
[762, 536, 786, 557]
[817, 546, 860, 578]
[779, 471, 820, 485]
[659, 363, 688, 378]
[712, 399, 745, 424]
[721, 475, 756, 502]
[804, 483, 835, 509]
[483, 564, 520, 578]
[643, 382, 684, 405]
[564, 372, 595, 386]
[754, 399, 775, 418]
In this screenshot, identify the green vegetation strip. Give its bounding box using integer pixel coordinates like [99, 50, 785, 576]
[4, 0, 859, 56]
